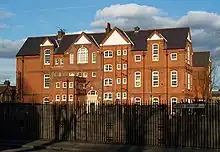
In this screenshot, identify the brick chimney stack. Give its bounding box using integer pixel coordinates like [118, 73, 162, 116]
[105, 22, 112, 35]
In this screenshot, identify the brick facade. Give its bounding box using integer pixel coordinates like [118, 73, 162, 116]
[16, 23, 211, 105]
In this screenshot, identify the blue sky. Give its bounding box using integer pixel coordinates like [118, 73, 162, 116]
[0, 0, 220, 86]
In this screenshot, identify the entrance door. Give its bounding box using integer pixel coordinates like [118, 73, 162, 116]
[87, 90, 98, 113]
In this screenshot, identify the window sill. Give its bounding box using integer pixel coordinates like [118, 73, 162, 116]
[134, 86, 141, 88]
[152, 86, 159, 88]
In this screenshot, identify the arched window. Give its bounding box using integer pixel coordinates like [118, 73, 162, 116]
[152, 97, 159, 105]
[77, 47, 88, 64]
[44, 49, 50, 65]
[152, 44, 159, 61]
[88, 90, 97, 96]
[43, 97, 49, 104]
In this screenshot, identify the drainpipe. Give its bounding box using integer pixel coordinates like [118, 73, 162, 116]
[22, 57, 24, 102]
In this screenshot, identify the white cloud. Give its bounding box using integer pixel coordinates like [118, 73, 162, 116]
[0, 38, 25, 58]
[91, 4, 220, 61]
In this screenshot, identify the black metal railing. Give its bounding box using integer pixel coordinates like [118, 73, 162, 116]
[0, 102, 220, 149]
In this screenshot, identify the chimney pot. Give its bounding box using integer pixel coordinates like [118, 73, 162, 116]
[134, 26, 140, 33]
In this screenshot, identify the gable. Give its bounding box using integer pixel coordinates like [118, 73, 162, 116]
[102, 30, 130, 46]
[187, 32, 192, 42]
[147, 33, 166, 41]
[74, 35, 91, 45]
[40, 39, 54, 47]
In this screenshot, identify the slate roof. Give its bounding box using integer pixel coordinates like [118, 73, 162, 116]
[16, 27, 190, 57]
[192, 52, 210, 67]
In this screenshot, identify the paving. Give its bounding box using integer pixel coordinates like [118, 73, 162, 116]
[0, 140, 218, 152]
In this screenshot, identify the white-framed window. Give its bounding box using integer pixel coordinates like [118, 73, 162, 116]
[62, 95, 66, 101]
[60, 58, 64, 65]
[77, 47, 88, 64]
[187, 46, 190, 64]
[123, 49, 127, 55]
[171, 70, 178, 87]
[43, 97, 50, 103]
[123, 78, 127, 84]
[56, 82, 60, 88]
[63, 82, 67, 88]
[104, 78, 113, 86]
[104, 64, 113, 72]
[83, 72, 88, 78]
[88, 90, 97, 95]
[104, 50, 113, 58]
[122, 92, 127, 99]
[44, 49, 50, 65]
[44, 74, 50, 88]
[104, 92, 113, 100]
[55, 58, 59, 65]
[135, 71, 141, 87]
[92, 52, 96, 63]
[55, 95, 60, 101]
[170, 53, 177, 60]
[123, 64, 127, 70]
[77, 72, 82, 77]
[152, 71, 159, 87]
[117, 64, 121, 70]
[134, 97, 141, 105]
[69, 72, 75, 76]
[135, 55, 141, 62]
[69, 94, 73, 101]
[152, 97, 159, 104]
[92, 72, 96, 77]
[116, 92, 121, 99]
[69, 82, 73, 88]
[152, 44, 159, 61]
[69, 53, 74, 64]
[171, 97, 178, 104]
[117, 78, 121, 84]
[117, 50, 121, 56]
[187, 73, 191, 90]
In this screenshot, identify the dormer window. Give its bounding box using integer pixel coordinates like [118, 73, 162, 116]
[152, 44, 159, 61]
[44, 49, 50, 65]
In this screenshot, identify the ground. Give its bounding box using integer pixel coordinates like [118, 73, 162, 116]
[0, 140, 218, 152]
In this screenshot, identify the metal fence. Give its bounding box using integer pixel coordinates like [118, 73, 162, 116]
[0, 102, 220, 149]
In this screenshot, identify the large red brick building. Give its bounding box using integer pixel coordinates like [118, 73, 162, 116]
[16, 23, 211, 106]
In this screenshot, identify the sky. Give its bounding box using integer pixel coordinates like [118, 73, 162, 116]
[0, 0, 220, 86]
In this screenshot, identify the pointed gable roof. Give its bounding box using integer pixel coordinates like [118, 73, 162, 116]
[147, 31, 167, 41]
[100, 27, 131, 46]
[16, 27, 190, 57]
[74, 32, 92, 45]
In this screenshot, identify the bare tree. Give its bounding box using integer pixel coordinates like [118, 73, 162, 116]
[198, 61, 219, 102]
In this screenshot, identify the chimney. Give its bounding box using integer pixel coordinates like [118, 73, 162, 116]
[4, 80, 10, 86]
[105, 22, 112, 35]
[57, 29, 65, 40]
[134, 26, 140, 33]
